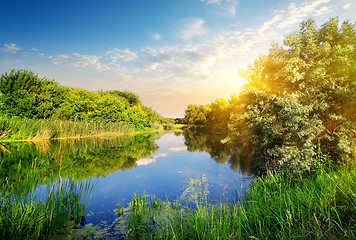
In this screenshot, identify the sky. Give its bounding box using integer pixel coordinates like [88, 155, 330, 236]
[1, 0, 355, 118]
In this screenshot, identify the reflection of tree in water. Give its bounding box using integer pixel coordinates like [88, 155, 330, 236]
[0, 133, 161, 190]
[182, 129, 254, 175]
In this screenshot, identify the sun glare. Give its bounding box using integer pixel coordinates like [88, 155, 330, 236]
[236, 74, 245, 88]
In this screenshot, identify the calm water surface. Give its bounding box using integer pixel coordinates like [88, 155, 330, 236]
[0, 131, 254, 228]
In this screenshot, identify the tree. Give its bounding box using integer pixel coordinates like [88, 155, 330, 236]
[0, 69, 60, 118]
[0, 69, 165, 128]
[183, 104, 210, 125]
[206, 98, 230, 125]
[229, 18, 356, 173]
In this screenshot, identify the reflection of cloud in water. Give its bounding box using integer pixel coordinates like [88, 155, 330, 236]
[136, 152, 168, 166]
[136, 158, 157, 166]
[168, 145, 187, 152]
[153, 152, 168, 158]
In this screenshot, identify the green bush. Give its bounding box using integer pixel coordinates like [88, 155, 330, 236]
[0, 70, 165, 129]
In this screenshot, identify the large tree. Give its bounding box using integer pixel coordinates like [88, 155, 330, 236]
[229, 18, 356, 173]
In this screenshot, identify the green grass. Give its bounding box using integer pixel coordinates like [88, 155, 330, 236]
[121, 160, 356, 239]
[0, 115, 137, 141]
[0, 157, 96, 240]
[0, 178, 95, 240]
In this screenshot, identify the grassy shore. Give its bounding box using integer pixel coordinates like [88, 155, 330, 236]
[0, 176, 95, 240]
[123, 158, 356, 239]
[1, 156, 355, 239]
[0, 115, 168, 142]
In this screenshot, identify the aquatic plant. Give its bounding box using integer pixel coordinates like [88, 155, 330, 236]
[0, 177, 95, 239]
[121, 159, 355, 239]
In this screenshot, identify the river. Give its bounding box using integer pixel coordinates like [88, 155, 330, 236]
[0, 130, 254, 235]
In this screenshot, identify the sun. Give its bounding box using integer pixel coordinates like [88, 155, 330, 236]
[236, 73, 246, 88]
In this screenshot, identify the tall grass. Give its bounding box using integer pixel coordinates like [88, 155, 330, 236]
[122, 160, 356, 239]
[0, 156, 96, 239]
[0, 177, 95, 240]
[0, 115, 135, 141]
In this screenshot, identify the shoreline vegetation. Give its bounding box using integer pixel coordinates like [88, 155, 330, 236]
[0, 114, 180, 143]
[1, 155, 354, 239]
[121, 159, 355, 240]
[1, 17, 355, 239]
[0, 67, 172, 142]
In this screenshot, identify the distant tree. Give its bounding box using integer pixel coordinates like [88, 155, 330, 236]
[206, 98, 230, 125]
[183, 104, 210, 125]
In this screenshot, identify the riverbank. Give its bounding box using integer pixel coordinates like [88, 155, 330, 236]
[0, 115, 179, 142]
[121, 157, 355, 239]
[1, 154, 355, 239]
[0, 177, 95, 240]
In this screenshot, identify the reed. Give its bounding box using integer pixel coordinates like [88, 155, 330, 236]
[123, 160, 356, 239]
[0, 115, 135, 141]
[0, 162, 96, 240]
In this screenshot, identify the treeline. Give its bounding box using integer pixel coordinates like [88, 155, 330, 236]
[0, 70, 164, 129]
[183, 18, 356, 174]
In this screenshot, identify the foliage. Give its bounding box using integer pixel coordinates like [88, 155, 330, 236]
[183, 98, 230, 126]
[0, 133, 160, 190]
[0, 177, 95, 240]
[241, 92, 324, 174]
[0, 70, 165, 129]
[183, 104, 209, 125]
[118, 159, 355, 239]
[182, 17, 356, 174]
[238, 17, 356, 158]
[0, 114, 135, 141]
[0, 70, 64, 119]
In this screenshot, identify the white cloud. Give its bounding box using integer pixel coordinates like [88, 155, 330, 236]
[257, 14, 283, 35]
[201, 0, 238, 16]
[3, 43, 21, 53]
[314, 6, 332, 16]
[105, 48, 137, 62]
[32, 47, 39, 51]
[277, 0, 332, 28]
[169, 145, 187, 152]
[136, 158, 156, 166]
[136, 152, 168, 166]
[154, 152, 168, 158]
[343, 3, 351, 9]
[137, 43, 218, 82]
[52, 53, 110, 72]
[45, 0, 339, 86]
[132, 0, 337, 84]
[181, 18, 208, 41]
[138, 46, 174, 72]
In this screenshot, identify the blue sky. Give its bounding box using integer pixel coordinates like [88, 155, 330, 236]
[1, 0, 355, 117]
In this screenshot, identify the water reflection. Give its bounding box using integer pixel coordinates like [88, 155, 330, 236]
[182, 130, 254, 175]
[0, 130, 256, 190]
[0, 131, 255, 188]
[168, 145, 187, 152]
[0, 130, 255, 234]
[0, 133, 161, 189]
[136, 152, 168, 166]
